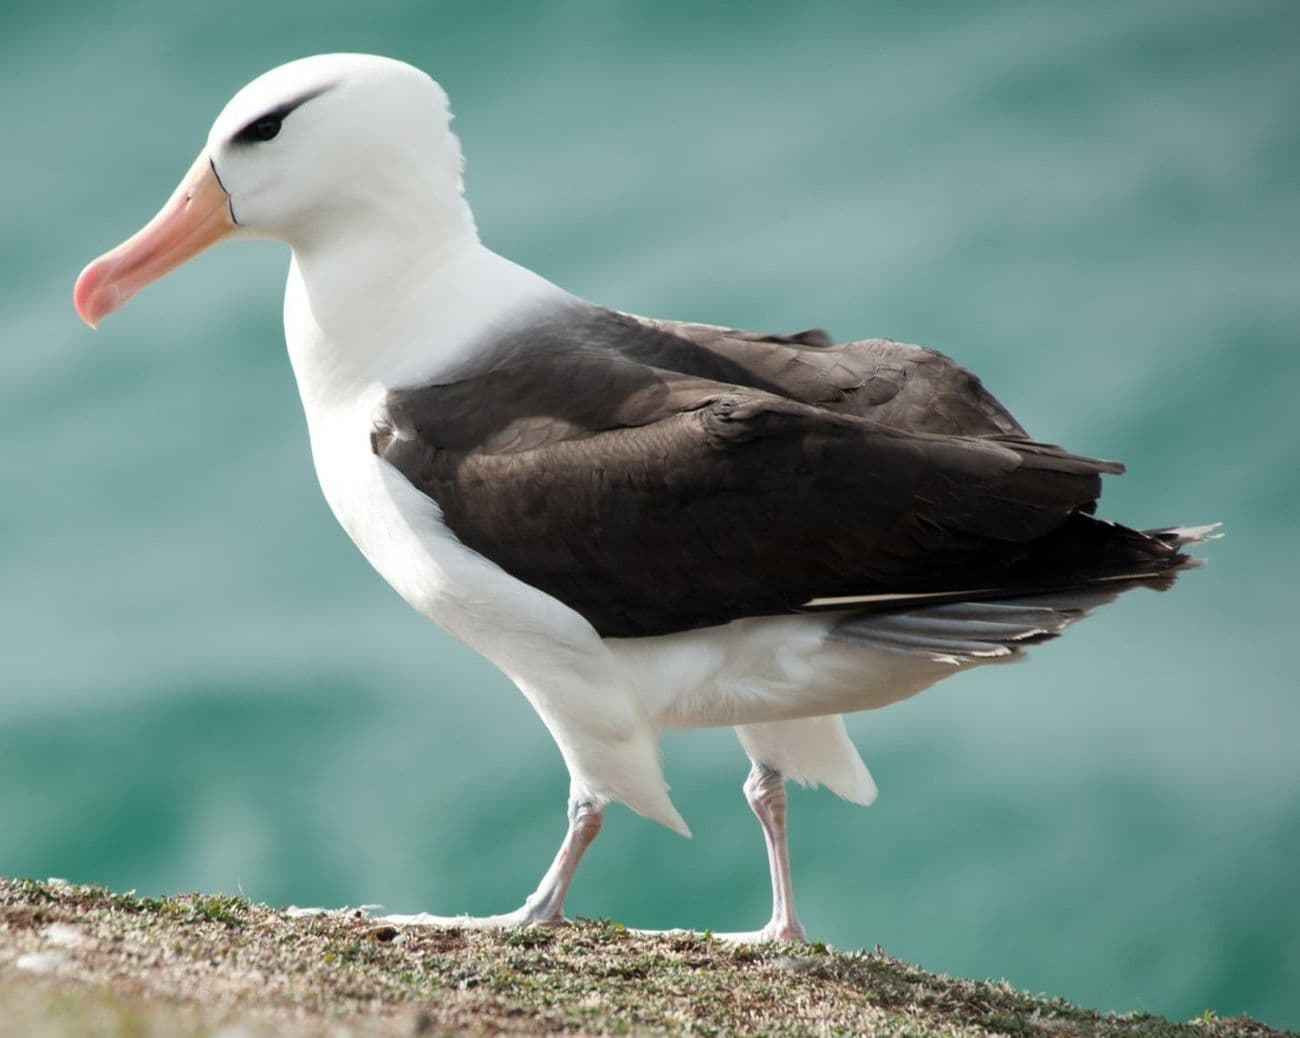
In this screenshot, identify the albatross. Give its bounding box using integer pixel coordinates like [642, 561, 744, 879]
[73, 53, 1214, 941]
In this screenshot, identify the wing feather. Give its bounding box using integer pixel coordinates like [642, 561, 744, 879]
[376, 317, 1129, 637]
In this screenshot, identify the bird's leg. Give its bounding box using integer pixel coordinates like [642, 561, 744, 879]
[741, 763, 807, 942]
[516, 797, 604, 924]
[628, 766, 809, 944]
[380, 798, 603, 929]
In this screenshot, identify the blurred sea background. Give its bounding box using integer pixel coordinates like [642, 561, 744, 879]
[1, 0, 1297, 1027]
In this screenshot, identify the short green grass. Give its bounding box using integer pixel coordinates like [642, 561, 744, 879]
[0, 877, 1291, 1038]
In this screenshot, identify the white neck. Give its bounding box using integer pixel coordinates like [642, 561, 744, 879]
[283, 231, 571, 416]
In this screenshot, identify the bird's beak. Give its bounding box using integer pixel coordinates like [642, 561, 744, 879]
[74, 152, 235, 328]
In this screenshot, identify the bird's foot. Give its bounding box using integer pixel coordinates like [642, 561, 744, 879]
[711, 918, 808, 944]
[379, 901, 568, 930]
[382, 799, 603, 931]
[628, 918, 808, 944]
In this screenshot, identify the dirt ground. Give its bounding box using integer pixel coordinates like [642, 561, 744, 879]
[0, 877, 1290, 1037]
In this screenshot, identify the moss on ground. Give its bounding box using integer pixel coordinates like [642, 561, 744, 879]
[0, 877, 1290, 1037]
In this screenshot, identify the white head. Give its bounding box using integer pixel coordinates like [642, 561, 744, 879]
[75, 54, 476, 327]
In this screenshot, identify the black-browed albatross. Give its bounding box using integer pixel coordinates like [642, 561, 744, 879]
[74, 53, 1214, 941]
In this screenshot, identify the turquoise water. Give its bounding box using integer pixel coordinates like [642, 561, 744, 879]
[2, 0, 1298, 1027]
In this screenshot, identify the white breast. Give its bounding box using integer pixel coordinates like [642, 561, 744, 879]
[302, 389, 603, 661]
[281, 238, 603, 654]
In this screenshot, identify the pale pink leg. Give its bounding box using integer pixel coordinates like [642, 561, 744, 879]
[742, 763, 807, 942]
[382, 799, 603, 928]
[517, 799, 604, 924]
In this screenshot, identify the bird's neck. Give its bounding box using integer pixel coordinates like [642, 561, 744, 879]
[283, 232, 571, 415]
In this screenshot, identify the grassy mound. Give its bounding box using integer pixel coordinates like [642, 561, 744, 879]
[0, 877, 1288, 1037]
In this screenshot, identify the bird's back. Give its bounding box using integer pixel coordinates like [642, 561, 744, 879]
[617, 313, 1030, 439]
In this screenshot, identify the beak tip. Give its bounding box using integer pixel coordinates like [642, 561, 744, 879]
[73, 293, 98, 330]
[74, 258, 114, 329]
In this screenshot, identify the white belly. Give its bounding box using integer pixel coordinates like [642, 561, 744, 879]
[608, 615, 952, 729]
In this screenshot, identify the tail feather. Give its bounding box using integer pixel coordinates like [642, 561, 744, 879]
[827, 519, 1219, 665]
[1147, 522, 1223, 549]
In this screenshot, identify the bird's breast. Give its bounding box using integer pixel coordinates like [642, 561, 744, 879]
[299, 392, 607, 678]
[304, 396, 452, 614]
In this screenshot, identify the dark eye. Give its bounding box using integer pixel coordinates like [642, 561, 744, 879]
[235, 113, 283, 144]
[229, 86, 333, 147]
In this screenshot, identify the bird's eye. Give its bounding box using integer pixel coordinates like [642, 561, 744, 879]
[235, 113, 283, 144]
[230, 86, 333, 147]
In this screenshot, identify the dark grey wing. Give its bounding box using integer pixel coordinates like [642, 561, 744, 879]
[374, 344, 1157, 638]
[620, 313, 1031, 438]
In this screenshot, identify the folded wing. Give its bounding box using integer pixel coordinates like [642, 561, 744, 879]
[373, 305, 1181, 638]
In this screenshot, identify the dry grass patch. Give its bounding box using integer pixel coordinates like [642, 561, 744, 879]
[0, 877, 1289, 1037]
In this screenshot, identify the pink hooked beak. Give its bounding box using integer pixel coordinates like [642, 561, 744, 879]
[74, 153, 235, 328]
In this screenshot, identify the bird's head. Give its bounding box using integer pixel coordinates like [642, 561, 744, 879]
[74, 53, 472, 328]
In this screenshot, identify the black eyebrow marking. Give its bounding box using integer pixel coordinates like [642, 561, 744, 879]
[231, 84, 334, 145]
